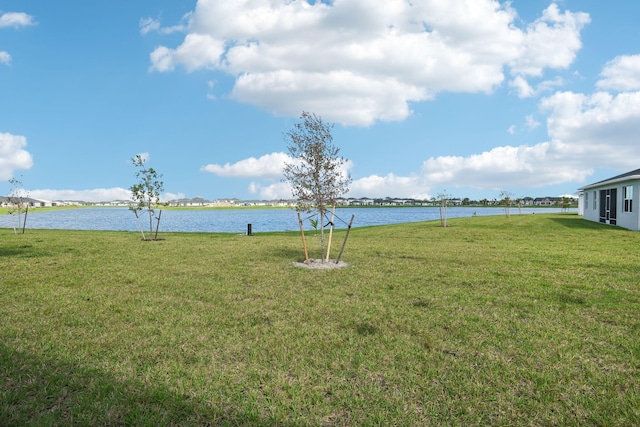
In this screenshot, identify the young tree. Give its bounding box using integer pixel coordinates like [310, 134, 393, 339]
[129, 154, 164, 240]
[500, 190, 514, 218]
[436, 190, 451, 227]
[515, 197, 524, 215]
[283, 111, 351, 261]
[6, 177, 29, 234]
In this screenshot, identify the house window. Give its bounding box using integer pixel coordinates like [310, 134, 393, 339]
[624, 185, 633, 212]
[585, 192, 589, 209]
[593, 191, 597, 210]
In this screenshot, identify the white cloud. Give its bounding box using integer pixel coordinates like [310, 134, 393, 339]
[202, 77, 640, 195]
[0, 12, 36, 28]
[251, 174, 418, 200]
[539, 90, 640, 168]
[139, 14, 191, 36]
[509, 76, 535, 98]
[149, 46, 175, 72]
[201, 152, 291, 179]
[190, 64, 640, 198]
[537, 76, 565, 93]
[249, 181, 292, 200]
[148, 1, 589, 126]
[525, 115, 541, 131]
[0, 11, 36, 65]
[231, 70, 428, 126]
[420, 142, 592, 190]
[0, 132, 34, 180]
[507, 115, 540, 136]
[509, 4, 590, 77]
[349, 173, 424, 198]
[163, 192, 186, 201]
[416, 63, 640, 191]
[510, 75, 565, 98]
[139, 17, 161, 35]
[252, 171, 429, 200]
[149, 33, 224, 72]
[228, 156, 425, 199]
[134, 152, 150, 163]
[0, 51, 10, 65]
[203, 151, 358, 199]
[596, 55, 640, 92]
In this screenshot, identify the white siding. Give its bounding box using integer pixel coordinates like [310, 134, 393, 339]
[580, 177, 640, 231]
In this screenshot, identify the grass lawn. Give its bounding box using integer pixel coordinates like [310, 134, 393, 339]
[1, 213, 638, 426]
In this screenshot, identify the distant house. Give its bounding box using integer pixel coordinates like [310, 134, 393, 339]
[533, 197, 560, 206]
[349, 198, 374, 206]
[0, 197, 62, 208]
[170, 197, 210, 207]
[578, 168, 640, 231]
[29, 199, 51, 207]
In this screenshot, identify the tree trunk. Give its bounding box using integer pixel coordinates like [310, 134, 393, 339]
[154, 210, 162, 240]
[148, 208, 153, 238]
[320, 209, 326, 262]
[325, 206, 335, 262]
[133, 210, 146, 240]
[22, 206, 28, 234]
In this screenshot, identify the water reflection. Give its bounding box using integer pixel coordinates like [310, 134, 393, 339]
[0, 206, 575, 233]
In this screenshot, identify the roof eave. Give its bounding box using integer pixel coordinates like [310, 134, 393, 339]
[579, 174, 640, 191]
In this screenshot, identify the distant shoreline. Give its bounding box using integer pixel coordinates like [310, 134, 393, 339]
[2, 203, 577, 215]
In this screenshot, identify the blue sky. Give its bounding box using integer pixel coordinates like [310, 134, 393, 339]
[1, 0, 639, 202]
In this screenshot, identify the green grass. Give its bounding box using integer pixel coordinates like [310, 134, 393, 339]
[1, 213, 638, 426]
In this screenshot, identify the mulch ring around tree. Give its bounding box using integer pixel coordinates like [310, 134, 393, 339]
[292, 259, 350, 269]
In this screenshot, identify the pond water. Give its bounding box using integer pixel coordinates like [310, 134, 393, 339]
[0, 206, 575, 233]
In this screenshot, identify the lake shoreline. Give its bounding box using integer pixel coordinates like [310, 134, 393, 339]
[1, 206, 578, 233]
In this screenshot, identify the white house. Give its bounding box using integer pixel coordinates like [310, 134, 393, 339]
[578, 168, 640, 231]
